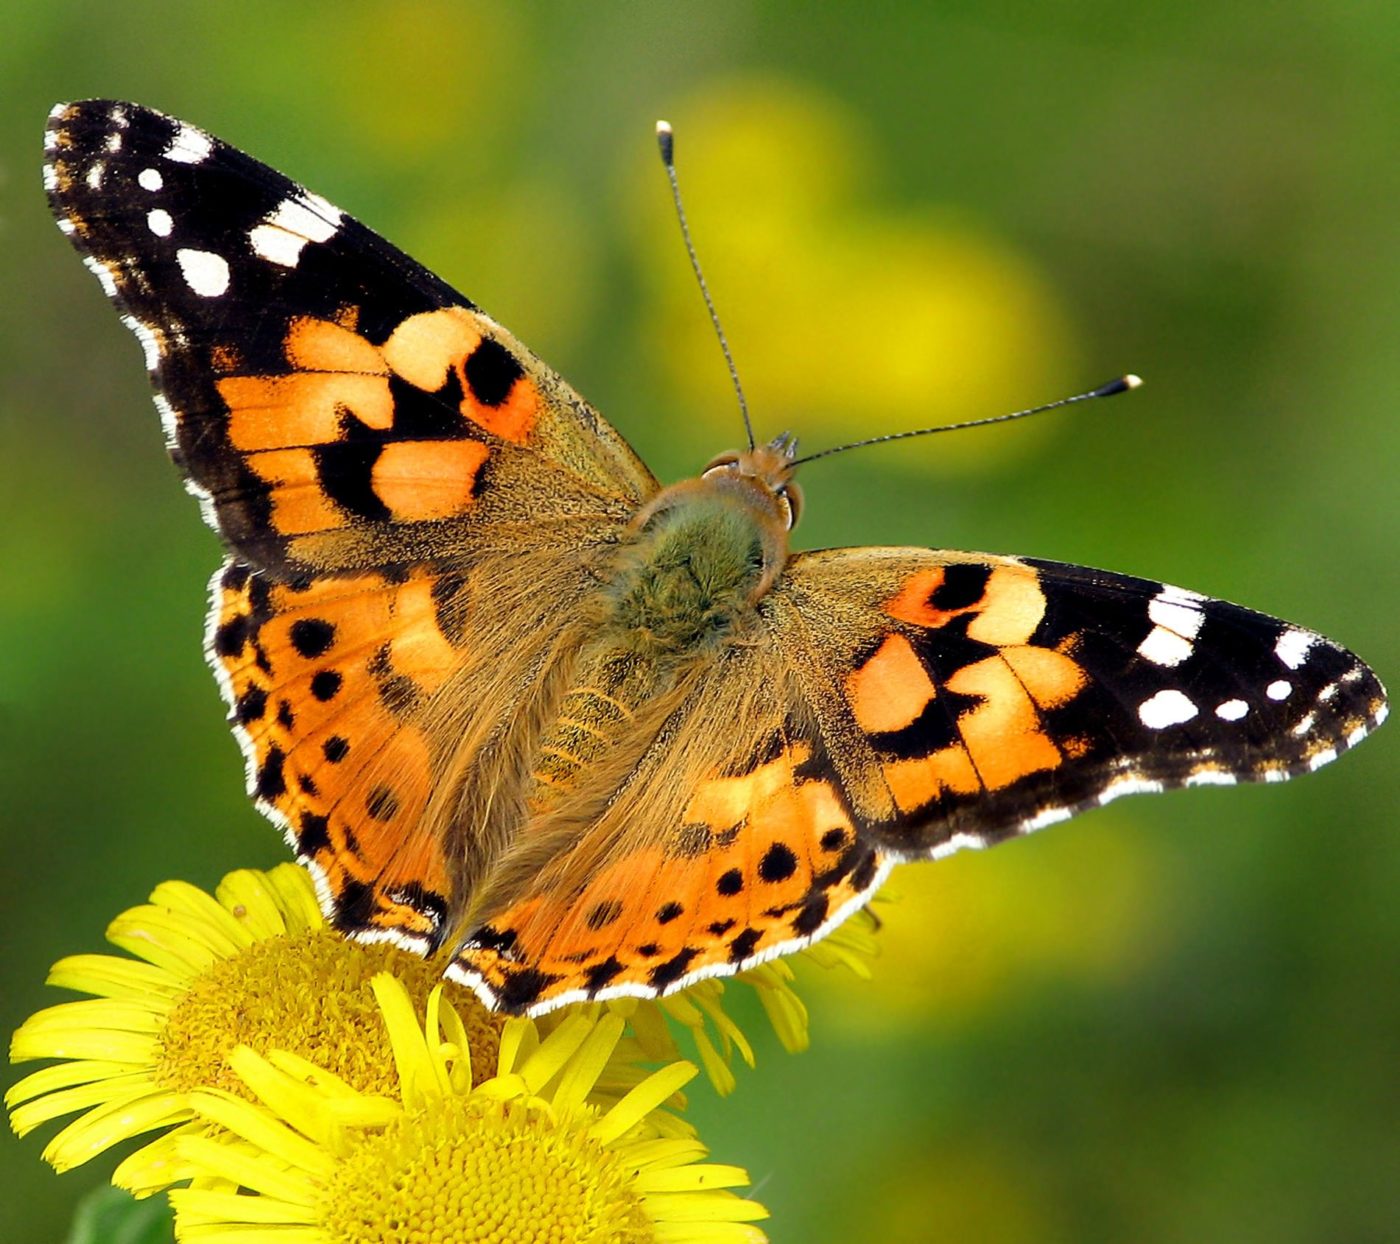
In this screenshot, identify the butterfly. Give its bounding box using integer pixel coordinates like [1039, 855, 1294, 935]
[45, 100, 1388, 1016]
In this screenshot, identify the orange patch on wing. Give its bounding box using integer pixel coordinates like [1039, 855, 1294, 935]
[221, 373, 395, 449]
[379, 574, 463, 697]
[999, 644, 1086, 709]
[882, 745, 981, 812]
[946, 655, 1061, 788]
[682, 743, 813, 830]
[883, 562, 1046, 646]
[381, 307, 539, 444]
[245, 448, 347, 534]
[372, 439, 489, 521]
[846, 632, 938, 734]
[884, 567, 951, 627]
[965, 566, 1046, 646]
[284, 316, 388, 375]
[381, 308, 482, 390]
[469, 381, 538, 445]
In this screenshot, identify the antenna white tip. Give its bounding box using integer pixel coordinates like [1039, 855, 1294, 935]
[655, 120, 674, 166]
[1123, 373, 1143, 389]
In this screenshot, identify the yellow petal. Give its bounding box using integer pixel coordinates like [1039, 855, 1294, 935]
[635, 1163, 753, 1193]
[180, 1134, 318, 1204]
[517, 1011, 593, 1094]
[263, 862, 323, 931]
[187, 1089, 333, 1180]
[41, 1090, 189, 1171]
[45, 953, 183, 1000]
[495, 1014, 536, 1077]
[169, 1187, 317, 1225]
[642, 1191, 770, 1223]
[105, 910, 222, 975]
[8, 1074, 166, 1136]
[148, 880, 256, 954]
[591, 1061, 697, 1146]
[216, 868, 293, 939]
[11, 1019, 157, 1065]
[15, 998, 163, 1038]
[552, 1012, 625, 1114]
[371, 973, 443, 1108]
[5, 1058, 143, 1108]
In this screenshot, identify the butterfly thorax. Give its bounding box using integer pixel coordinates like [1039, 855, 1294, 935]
[529, 466, 792, 803]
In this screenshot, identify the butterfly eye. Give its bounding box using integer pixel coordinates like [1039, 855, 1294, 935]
[776, 483, 803, 530]
[702, 454, 741, 480]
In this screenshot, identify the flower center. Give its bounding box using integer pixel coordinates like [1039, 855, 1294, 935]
[321, 1097, 653, 1244]
[154, 930, 502, 1097]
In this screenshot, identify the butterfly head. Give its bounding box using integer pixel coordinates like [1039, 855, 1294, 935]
[700, 432, 804, 532]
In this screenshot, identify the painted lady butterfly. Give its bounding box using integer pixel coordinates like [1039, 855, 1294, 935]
[45, 101, 1387, 1015]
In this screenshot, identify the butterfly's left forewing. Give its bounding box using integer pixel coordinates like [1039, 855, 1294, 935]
[45, 99, 655, 578]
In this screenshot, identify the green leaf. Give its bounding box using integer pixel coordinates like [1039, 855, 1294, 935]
[65, 1185, 174, 1244]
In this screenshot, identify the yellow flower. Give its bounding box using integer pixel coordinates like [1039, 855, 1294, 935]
[620, 902, 884, 1095]
[8, 861, 883, 1184]
[6, 864, 506, 1192]
[170, 974, 769, 1243]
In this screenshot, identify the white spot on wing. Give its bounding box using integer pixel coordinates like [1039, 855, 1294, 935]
[147, 208, 173, 237]
[1021, 805, 1073, 833]
[81, 253, 119, 298]
[1138, 626, 1194, 667]
[120, 314, 161, 371]
[1185, 770, 1237, 787]
[105, 131, 122, 153]
[248, 193, 343, 267]
[1307, 748, 1337, 771]
[164, 121, 213, 164]
[1215, 699, 1248, 721]
[138, 167, 164, 191]
[1150, 586, 1206, 636]
[1096, 775, 1165, 803]
[1274, 628, 1315, 670]
[1266, 679, 1292, 701]
[176, 248, 230, 297]
[927, 831, 989, 860]
[153, 393, 178, 443]
[1137, 585, 1206, 667]
[1138, 688, 1198, 729]
[42, 163, 57, 192]
[85, 160, 105, 190]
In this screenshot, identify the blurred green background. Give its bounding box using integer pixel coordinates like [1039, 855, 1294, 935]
[2, 4, 1396, 1241]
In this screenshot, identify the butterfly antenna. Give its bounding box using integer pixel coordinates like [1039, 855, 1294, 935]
[656, 120, 755, 451]
[792, 374, 1143, 466]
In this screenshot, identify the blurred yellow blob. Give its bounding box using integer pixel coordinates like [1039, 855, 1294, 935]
[636, 79, 1079, 472]
[809, 816, 1169, 1032]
